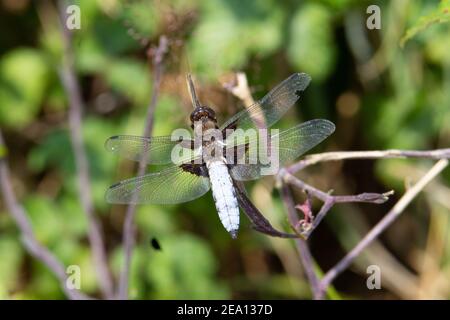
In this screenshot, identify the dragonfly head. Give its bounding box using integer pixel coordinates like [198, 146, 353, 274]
[190, 106, 217, 129]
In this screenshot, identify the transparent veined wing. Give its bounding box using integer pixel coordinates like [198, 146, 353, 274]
[220, 73, 311, 135]
[105, 164, 210, 204]
[105, 135, 195, 165]
[228, 119, 335, 181]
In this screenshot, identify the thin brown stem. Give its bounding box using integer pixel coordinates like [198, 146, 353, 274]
[318, 159, 449, 298]
[281, 184, 322, 299]
[279, 168, 393, 238]
[0, 131, 91, 300]
[117, 35, 168, 300]
[224, 71, 449, 300]
[288, 149, 450, 173]
[57, 0, 113, 299]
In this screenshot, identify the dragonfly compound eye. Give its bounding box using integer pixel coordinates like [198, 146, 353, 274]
[190, 106, 217, 123]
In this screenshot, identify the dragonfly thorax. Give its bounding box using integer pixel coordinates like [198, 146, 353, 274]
[191, 107, 224, 163]
[192, 125, 226, 163]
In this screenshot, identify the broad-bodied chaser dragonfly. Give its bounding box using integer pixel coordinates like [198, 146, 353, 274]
[105, 73, 335, 238]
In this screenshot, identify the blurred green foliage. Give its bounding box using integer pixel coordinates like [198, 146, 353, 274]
[0, 0, 449, 299]
[401, 0, 450, 46]
[288, 3, 336, 82]
[0, 49, 50, 128]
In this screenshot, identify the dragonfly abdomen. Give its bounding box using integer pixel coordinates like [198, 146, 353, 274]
[207, 160, 240, 238]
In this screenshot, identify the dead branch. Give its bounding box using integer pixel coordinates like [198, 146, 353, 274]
[117, 35, 168, 300]
[0, 131, 91, 300]
[226, 71, 450, 300]
[57, 0, 114, 299]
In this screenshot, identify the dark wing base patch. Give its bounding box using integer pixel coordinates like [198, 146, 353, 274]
[180, 163, 209, 177]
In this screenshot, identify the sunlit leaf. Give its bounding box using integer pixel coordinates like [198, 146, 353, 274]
[119, 0, 160, 39]
[0, 49, 49, 128]
[400, 0, 450, 47]
[104, 58, 152, 105]
[188, 0, 283, 79]
[23, 196, 64, 244]
[0, 236, 23, 299]
[288, 3, 336, 82]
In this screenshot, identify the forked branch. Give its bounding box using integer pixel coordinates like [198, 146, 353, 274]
[226, 71, 450, 299]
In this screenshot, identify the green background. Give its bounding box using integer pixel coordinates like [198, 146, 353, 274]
[0, 0, 449, 299]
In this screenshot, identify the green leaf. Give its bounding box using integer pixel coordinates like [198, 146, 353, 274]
[104, 58, 152, 105]
[23, 196, 64, 245]
[288, 3, 336, 82]
[0, 236, 23, 299]
[400, 0, 450, 47]
[0, 144, 7, 158]
[321, 0, 354, 10]
[0, 49, 49, 128]
[135, 204, 176, 235]
[188, 0, 283, 79]
[28, 130, 75, 174]
[189, 16, 245, 77]
[23, 195, 90, 248]
[25, 261, 63, 299]
[75, 33, 109, 74]
[53, 242, 99, 294]
[40, 26, 64, 60]
[423, 25, 450, 64]
[92, 14, 140, 56]
[119, 0, 160, 39]
[58, 196, 89, 238]
[146, 234, 230, 299]
[27, 116, 123, 211]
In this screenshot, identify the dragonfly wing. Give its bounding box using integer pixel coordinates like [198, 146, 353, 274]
[220, 73, 311, 134]
[275, 119, 336, 165]
[106, 164, 210, 204]
[105, 135, 195, 165]
[229, 119, 335, 181]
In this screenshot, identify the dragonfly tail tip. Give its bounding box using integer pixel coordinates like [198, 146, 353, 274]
[230, 230, 238, 239]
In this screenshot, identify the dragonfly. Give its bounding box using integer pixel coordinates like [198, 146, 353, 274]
[105, 73, 335, 239]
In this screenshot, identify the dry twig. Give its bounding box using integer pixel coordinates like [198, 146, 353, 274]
[57, 0, 113, 299]
[117, 35, 168, 299]
[317, 159, 449, 298]
[226, 71, 450, 299]
[0, 131, 91, 300]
